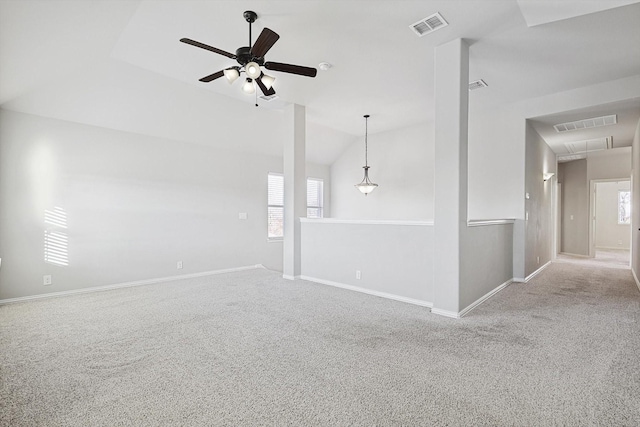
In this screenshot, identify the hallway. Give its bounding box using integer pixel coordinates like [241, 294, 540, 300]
[556, 249, 631, 270]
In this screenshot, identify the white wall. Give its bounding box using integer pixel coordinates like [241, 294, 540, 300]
[595, 181, 631, 249]
[0, 109, 329, 300]
[521, 122, 556, 277]
[468, 103, 526, 220]
[300, 220, 433, 305]
[559, 159, 589, 255]
[460, 223, 514, 311]
[330, 122, 434, 220]
[587, 148, 632, 181]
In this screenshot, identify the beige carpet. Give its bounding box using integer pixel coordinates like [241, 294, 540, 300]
[557, 249, 631, 269]
[1, 263, 639, 426]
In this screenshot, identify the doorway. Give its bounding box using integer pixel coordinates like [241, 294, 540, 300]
[589, 179, 631, 267]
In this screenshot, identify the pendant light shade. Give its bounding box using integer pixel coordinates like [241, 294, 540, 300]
[245, 61, 261, 79]
[354, 114, 378, 195]
[261, 73, 275, 89]
[224, 67, 240, 84]
[356, 166, 378, 194]
[242, 78, 255, 94]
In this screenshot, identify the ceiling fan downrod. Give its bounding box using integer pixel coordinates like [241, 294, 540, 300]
[243, 10, 257, 48]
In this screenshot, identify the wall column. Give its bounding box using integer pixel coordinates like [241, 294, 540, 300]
[432, 38, 469, 317]
[283, 103, 306, 279]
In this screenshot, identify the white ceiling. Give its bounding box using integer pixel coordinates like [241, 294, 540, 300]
[1, 0, 639, 164]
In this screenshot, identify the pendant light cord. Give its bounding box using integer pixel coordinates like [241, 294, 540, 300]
[364, 114, 370, 167]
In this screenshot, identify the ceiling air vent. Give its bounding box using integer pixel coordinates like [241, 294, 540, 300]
[557, 153, 587, 163]
[259, 94, 279, 102]
[564, 137, 608, 154]
[469, 79, 488, 91]
[409, 12, 448, 37]
[553, 114, 617, 132]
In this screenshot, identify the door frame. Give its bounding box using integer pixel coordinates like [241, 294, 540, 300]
[589, 178, 631, 259]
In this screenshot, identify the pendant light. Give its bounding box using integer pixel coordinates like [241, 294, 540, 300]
[355, 114, 378, 195]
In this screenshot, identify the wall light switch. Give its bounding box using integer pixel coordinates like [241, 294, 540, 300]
[239, 212, 248, 220]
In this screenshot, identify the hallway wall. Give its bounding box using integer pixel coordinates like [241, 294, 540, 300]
[559, 159, 589, 256]
[521, 122, 556, 277]
[632, 119, 640, 282]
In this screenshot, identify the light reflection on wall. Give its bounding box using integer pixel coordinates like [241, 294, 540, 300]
[44, 207, 68, 266]
[29, 143, 57, 211]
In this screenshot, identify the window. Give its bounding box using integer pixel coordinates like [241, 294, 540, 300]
[618, 190, 631, 224]
[307, 178, 324, 219]
[267, 174, 324, 239]
[268, 173, 284, 239]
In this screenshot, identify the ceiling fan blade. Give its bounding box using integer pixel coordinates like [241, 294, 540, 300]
[264, 62, 317, 78]
[256, 76, 276, 96]
[199, 70, 225, 82]
[180, 38, 236, 59]
[250, 28, 280, 58]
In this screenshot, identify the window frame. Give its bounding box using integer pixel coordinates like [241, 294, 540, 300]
[618, 189, 631, 225]
[267, 174, 326, 240]
[306, 177, 324, 219]
[267, 173, 284, 241]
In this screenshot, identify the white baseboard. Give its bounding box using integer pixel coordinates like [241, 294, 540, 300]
[430, 308, 460, 318]
[458, 279, 513, 318]
[595, 246, 630, 250]
[512, 261, 551, 284]
[559, 252, 590, 258]
[282, 274, 301, 280]
[633, 268, 640, 293]
[430, 278, 513, 319]
[299, 275, 433, 308]
[525, 261, 551, 282]
[0, 264, 264, 305]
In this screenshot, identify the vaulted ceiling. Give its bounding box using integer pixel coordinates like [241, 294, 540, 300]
[1, 0, 639, 164]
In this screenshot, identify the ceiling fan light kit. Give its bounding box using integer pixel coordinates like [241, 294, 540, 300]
[180, 10, 317, 100]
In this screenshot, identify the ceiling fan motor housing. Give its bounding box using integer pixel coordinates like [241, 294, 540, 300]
[235, 47, 264, 67]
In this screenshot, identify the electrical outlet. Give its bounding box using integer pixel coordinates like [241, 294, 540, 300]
[43, 275, 52, 286]
[537, 256, 540, 264]
[356, 270, 361, 280]
[177, 261, 183, 269]
[618, 240, 623, 246]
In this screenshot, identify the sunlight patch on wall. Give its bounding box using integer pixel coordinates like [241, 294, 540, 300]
[44, 207, 68, 266]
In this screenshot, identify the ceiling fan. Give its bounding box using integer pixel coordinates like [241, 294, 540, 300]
[180, 10, 317, 98]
